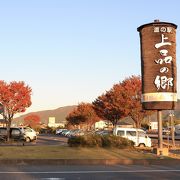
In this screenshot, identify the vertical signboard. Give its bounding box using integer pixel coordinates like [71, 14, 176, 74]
[137, 20, 177, 110]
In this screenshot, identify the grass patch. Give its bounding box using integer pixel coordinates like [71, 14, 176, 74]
[0, 146, 162, 160]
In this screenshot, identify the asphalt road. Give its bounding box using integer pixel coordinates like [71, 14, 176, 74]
[0, 164, 179, 180]
[25, 134, 68, 146]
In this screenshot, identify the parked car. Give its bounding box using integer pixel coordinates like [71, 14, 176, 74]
[175, 124, 180, 135]
[162, 128, 170, 135]
[61, 129, 69, 136]
[0, 127, 25, 142]
[69, 129, 84, 137]
[56, 129, 67, 135]
[66, 129, 77, 137]
[113, 127, 151, 147]
[19, 127, 37, 142]
[95, 130, 112, 136]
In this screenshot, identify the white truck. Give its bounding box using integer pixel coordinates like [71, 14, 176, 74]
[113, 127, 151, 147]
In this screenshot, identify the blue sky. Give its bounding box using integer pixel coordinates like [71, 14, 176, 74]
[0, 0, 180, 115]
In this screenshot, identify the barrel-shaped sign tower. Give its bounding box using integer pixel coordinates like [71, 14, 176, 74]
[137, 20, 177, 110]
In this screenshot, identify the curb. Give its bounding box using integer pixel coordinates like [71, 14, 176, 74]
[0, 159, 179, 166]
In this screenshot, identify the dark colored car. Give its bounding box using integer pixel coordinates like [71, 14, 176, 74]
[0, 127, 25, 142]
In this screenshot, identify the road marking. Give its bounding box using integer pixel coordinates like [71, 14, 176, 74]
[0, 170, 179, 174]
[41, 178, 65, 180]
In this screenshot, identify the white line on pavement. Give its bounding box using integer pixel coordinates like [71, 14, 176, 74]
[0, 170, 179, 174]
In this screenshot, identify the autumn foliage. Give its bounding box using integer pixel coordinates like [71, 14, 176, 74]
[24, 114, 40, 128]
[66, 103, 100, 130]
[0, 80, 32, 140]
[92, 89, 127, 126]
[93, 75, 151, 128]
[66, 76, 151, 129]
[120, 76, 148, 128]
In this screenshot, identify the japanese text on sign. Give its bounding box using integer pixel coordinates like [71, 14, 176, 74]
[153, 27, 173, 91]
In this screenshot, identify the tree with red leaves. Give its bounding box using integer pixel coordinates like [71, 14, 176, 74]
[0, 80, 32, 141]
[93, 75, 152, 128]
[120, 75, 150, 128]
[66, 103, 100, 130]
[24, 114, 40, 129]
[93, 86, 127, 127]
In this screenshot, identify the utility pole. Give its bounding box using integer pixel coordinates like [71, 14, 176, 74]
[170, 111, 175, 147]
[158, 110, 163, 150]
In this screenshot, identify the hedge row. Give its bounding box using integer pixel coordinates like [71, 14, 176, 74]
[68, 134, 134, 148]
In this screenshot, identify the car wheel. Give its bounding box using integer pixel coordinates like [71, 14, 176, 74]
[25, 137, 31, 143]
[139, 143, 145, 148]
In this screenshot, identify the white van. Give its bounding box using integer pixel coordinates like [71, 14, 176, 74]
[19, 127, 37, 142]
[113, 127, 151, 147]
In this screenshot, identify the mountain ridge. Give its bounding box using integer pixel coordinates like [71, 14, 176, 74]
[13, 100, 180, 126]
[13, 105, 77, 125]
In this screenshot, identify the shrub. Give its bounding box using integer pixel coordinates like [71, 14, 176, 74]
[101, 135, 134, 148]
[68, 135, 102, 147]
[68, 136, 86, 147]
[84, 135, 102, 147]
[68, 134, 134, 148]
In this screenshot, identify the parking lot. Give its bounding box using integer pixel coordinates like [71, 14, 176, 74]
[1, 132, 180, 154]
[24, 134, 68, 146]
